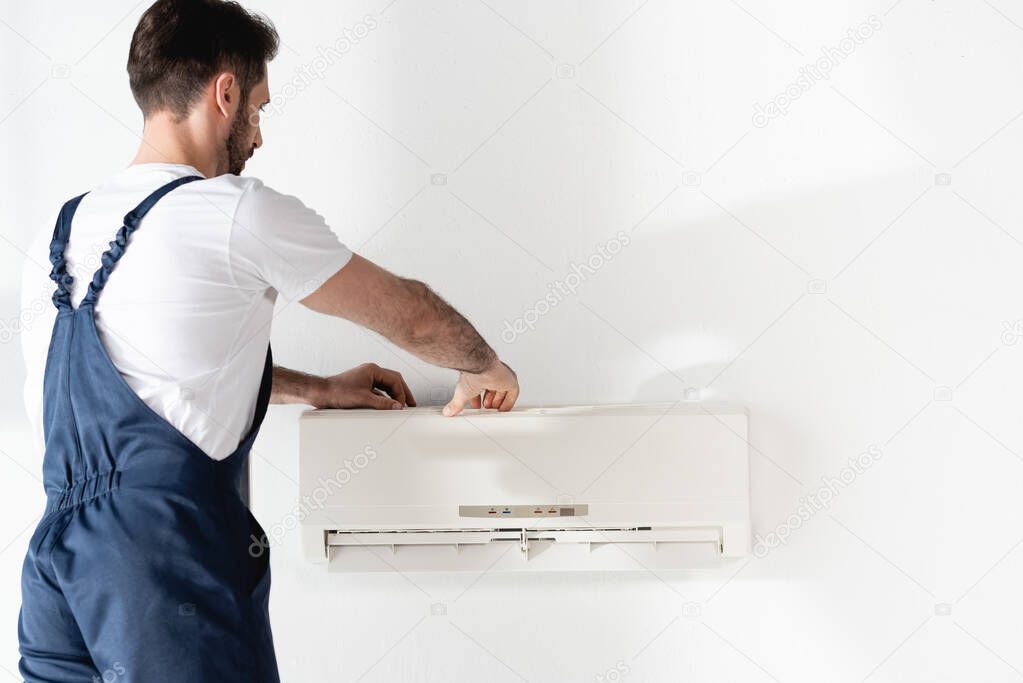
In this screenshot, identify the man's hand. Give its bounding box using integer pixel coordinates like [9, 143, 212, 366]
[443, 360, 519, 417]
[272, 363, 415, 409]
[313, 363, 415, 409]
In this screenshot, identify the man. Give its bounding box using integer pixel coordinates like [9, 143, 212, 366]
[17, 0, 519, 680]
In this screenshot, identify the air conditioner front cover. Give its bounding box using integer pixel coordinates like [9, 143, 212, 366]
[298, 404, 750, 572]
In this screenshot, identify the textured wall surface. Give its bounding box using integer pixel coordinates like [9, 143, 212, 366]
[3, 1, 1023, 681]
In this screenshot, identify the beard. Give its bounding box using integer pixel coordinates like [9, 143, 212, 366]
[226, 101, 256, 175]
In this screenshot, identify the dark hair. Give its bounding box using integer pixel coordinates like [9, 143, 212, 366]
[128, 0, 279, 118]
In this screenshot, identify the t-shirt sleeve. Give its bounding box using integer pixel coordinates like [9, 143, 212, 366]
[229, 180, 353, 301]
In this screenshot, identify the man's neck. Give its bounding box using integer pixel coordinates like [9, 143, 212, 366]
[131, 112, 219, 178]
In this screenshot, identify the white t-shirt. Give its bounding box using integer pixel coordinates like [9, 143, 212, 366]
[20, 163, 353, 460]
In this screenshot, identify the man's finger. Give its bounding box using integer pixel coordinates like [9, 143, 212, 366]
[470, 394, 482, 409]
[443, 383, 470, 417]
[401, 375, 416, 407]
[366, 390, 403, 410]
[497, 386, 519, 411]
[373, 368, 407, 405]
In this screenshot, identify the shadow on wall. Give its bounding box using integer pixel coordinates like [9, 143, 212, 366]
[519, 164, 928, 405]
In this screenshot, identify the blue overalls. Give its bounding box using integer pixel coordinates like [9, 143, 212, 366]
[18, 177, 281, 682]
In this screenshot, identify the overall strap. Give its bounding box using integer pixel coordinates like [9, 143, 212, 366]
[80, 175, 203, 308]
[216, 344, 274, 499]
[48, 193, 89, 312]
[234, 345, 274, 456]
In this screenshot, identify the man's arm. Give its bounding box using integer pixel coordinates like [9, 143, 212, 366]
[299, 255, 519, 416]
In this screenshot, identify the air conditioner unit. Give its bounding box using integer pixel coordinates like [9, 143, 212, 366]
[299, 403, 750, 572]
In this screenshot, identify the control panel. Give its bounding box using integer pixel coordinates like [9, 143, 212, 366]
[459, 504, 589, 518]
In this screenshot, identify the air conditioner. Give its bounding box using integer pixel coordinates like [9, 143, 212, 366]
[299, 403, 750, 572]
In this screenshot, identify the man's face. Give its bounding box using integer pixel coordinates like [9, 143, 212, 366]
[226, 75, 270, 175]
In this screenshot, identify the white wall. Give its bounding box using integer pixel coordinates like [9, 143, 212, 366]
[3, 0, 1023, 681]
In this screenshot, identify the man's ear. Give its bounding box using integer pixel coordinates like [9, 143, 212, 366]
[213, 72, 239, 119]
